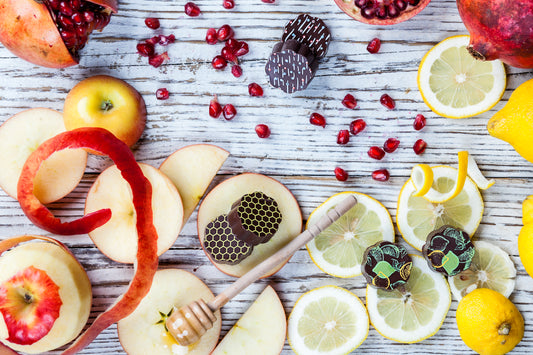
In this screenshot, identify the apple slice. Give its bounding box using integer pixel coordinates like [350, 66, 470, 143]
[198, 173, 302, 277]
[0, 108, 87, 204]
[85, 163, 183, 263]
[212, 285, 286, 355]
[160, 144, 229, 224]
[117, 269, 221, 355]
[0, 241, 91, 354]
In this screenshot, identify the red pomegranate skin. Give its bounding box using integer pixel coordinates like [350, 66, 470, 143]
[456, 0, 533, 68]
[0, 0, 118, 68]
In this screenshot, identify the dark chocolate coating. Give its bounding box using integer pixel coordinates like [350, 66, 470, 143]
[204, 214, 253, 265]
[362, 241, 412, 291]
[282, 13, 331, 58]
[422, 225, 475, 276]
[265, 43, 315, 94]
[228, 191, 282, 246]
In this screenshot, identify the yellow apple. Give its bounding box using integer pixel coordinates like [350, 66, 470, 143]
[63, 75, 146, 149]
[0, 108, 87, 204]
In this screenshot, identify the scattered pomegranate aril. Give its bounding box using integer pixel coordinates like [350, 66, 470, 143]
[226, 38, 239, 51]
[342, 94, 357, 109]
[413, 139, 427, 155]
[234, 41, 249, 56]
[372, 169, 390, 182]
[261, 0, 275, 3]
[217, 24, 234, 41]
[212, 55, 228, 70]
[337, 130, 350, 145]
[209, 96, 222, 118]
[413, 114, 426, 131]
[148, 52, 169, 68]
[367, 37, 381, 53]
[368, 146, 386, 160]
[145, 17, 160, 29]
[223, 0, 235, 9]
[349, 119, 366, 135]
[231, 65, 243, 77]
[380, 94, 395, 109]
[309, 113, 326, 128]
[206, 28, 218, 45]
[146, 36, 161, 45]
[223, 104, 237, 120]
[334, 167, 348, 181]
[184, 2, 201, 17]
[221, 47, 238, 64]
[255, 124, 271, 138]
[159, 34, 175, 46]
[248, 83, 264, 97]
[383, 138, 400, 153]
[137, 42, 154, 57]
[156, 88, 169, 100]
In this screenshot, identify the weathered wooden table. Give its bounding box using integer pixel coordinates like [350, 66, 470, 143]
[0, 0, 532, 353]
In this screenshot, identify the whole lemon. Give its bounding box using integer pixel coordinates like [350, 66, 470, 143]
[456, 288, 524, 355]
[518, 195, 533, 278]
[487, 78, 533, 163]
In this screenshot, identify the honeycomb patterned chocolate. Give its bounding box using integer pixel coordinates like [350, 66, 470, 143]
[204, 214, 253, 265]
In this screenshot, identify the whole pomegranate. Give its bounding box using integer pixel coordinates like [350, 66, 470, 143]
[334, 0, 431, 25]
[456, 0, 533, 68]
[0, 0, 118, 68]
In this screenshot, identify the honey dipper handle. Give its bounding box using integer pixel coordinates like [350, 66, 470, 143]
[207, 194, 357, 311]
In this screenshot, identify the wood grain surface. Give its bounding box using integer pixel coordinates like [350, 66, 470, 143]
[0, 0, 532, 354]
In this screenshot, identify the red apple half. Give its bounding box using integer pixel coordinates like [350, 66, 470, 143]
[197, 173, 302, 278]
[85, 163, 183, 263]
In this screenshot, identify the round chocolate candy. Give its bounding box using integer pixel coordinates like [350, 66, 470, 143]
[203, 214, 253, 265]
[282, 13, 331, 58]
[362, 241, 412, 291]
[422, 225, 475, 276]
[228, 191, 282, 246]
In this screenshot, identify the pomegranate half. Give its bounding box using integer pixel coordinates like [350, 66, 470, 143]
[334, 0, 431, 25]
[0, 0, 118, 68]
[456, 0, 533, 69]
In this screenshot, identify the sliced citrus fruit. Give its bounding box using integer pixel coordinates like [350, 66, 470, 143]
[397, 166, 484, 251]
[417, 35, 506, 119]
[467, 154, 495, 190]
[306, 192, 395, 278]
[288, 285, 369, 355]
[366, 254, 451, 343]
[449, 240, 516, 300]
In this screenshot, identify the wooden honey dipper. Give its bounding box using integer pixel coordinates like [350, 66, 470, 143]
[165, 194, 357, 346]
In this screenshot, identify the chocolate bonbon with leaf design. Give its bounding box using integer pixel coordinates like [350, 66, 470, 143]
[362, 241, 412, 291]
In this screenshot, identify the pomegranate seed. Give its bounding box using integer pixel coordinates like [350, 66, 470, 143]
[58, 14, 74, 28]
[145, 18, 160, 29]
[309, 113, 326, 128]
[49, 0, 61, 10]
[209, 96, 222, 118]
[221, 47, 238, 64]
[146, 36, 161, 45]
[380, 94, 395, 109]
[223, 104, 237, 120]
[223, 0, 235, 9]
[261, 0, 275, 3]
[342, 94, 357, 109]
[212, 55, 227, 70]
[413, 114, 426, 131]
[206, 28, 218, 45]
[184, 2, 201, 16]
[349, 119, 366, 135]
[217, 24, 234, 41]
[234, 41, 249, 56]
[337, 130, 350, 145]
[148, 52, 169, 68]
[383, 138, 400, 153]
[226, 38, 239, 51]
[255, 124, 271, 138]
[368, 146, 386, 160]
[334, 167, 348, 181]
[59, 1, 74, 16]
[413, 139, 427, 155]
[70, 0, 82, 10]
[156, 88, 169, 100]
[231, 65, 243, 77]
[159, 34, 175, 46]
[137, 42, 155, 57]
[367, 38, 381, 54]
[71, 12, 83, 25]
[83, 10, 94, 23]
[372, 169, 390, 181]
[248, 83, 263, 97]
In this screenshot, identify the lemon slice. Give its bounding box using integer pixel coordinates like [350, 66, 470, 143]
[397, 166, 484, 251]
[449, 240, 516, 300]
[417, 35, 506, 119]
[411, 151, 469, 203]
[306, 192, 395, 278]
[288, 285, 369, 355]
[467, 155, 495, 190]
[366, 255, 451, 343]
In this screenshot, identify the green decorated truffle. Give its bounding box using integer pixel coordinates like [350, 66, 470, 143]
[422, 225, 475, 276]
[204, 214, 253, 265]
[362, 241, 412, 291]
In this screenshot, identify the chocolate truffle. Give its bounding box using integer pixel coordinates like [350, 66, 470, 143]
[362, 241, 412, 291]
[204, 214, 253, 265]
